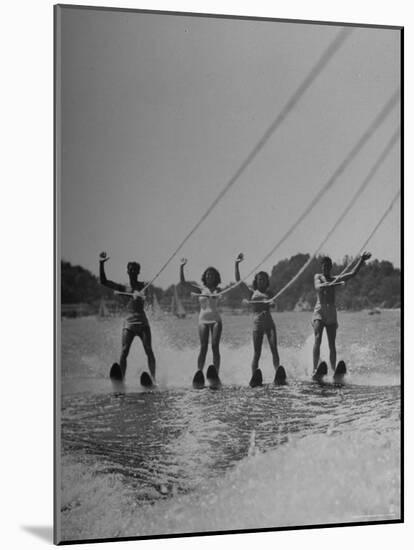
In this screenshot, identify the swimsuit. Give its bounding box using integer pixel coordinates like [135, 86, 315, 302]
[251, 290, 275, 333]
[197, 287, 222, 326]
[312, 274, 338, 328]
[121, 283, 150, 333]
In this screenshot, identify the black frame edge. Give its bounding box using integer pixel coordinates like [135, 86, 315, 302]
[52, 5, 404, 546]
[54, 3, 403, 31]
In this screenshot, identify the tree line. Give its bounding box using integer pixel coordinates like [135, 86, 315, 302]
[61, 254, 401, 313]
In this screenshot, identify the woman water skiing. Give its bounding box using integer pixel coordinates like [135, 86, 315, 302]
[99, 252, 156, 381]
[179, 259, 223, 386]
[312, 251, 371, 376]
[235, 253, 285, 387]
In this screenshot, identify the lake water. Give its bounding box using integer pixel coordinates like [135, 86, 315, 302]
[58, 310, 401, 542]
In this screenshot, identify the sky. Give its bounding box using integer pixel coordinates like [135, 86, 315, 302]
[57, 7, 401, 288]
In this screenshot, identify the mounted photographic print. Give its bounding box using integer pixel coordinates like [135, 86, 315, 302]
[54, 4, 403, 545]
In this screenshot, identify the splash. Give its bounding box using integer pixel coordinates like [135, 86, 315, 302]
[61, 313, 400, 392]
[60, 427, 400, 542]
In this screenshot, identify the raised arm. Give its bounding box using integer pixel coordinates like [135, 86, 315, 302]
[179, 258, 187, 285]
[99, 252, 125, 292]
[179, 258, 201, 293]
[334, 251, 371, 283]
[234, 252, 252, 299]
[234, 253, 244, 282]
[314, 273, 345, 290]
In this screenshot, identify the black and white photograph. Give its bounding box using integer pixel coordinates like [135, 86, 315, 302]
[54, 5, 402, 545]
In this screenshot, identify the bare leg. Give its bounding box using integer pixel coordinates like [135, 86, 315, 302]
[326, 324, 337, 371]
[266, 325, 280, 370]
[313, 320, 324, 372]
[140, 326, 156, 379]
[211, 320, 222, 373]
[120, 329, 135, 377]
[252, 329, 264, 372]
[198, 324, 210, 371]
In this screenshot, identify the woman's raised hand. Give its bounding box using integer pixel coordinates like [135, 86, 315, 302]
[99, 251, 110, 263]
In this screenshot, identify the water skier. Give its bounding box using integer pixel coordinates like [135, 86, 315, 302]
[179, 259, 223, 381]
[99, 252, 156, 381]
[235, 253, 285, 386]
[312, 252, 371, 374]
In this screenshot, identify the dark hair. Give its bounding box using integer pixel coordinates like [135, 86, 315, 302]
[201, 266, 221, 287]
[127, 261, 141, 273]
[252, 271, 270, 290]
[321, 256, 332, 269]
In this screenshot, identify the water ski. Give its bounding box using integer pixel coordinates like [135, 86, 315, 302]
[192, 370, 205, 389]
[110, 362, 123, 380]
[206, 364, 221, 389]
[140, 371, 154, 388]
[249, 368, 263, 388]
[312, 361, 328, 381]
[274, 365, 287, 385]
[333, 360, 347, 383]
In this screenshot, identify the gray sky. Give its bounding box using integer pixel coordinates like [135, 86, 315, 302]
[58, 7, 401, 287]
